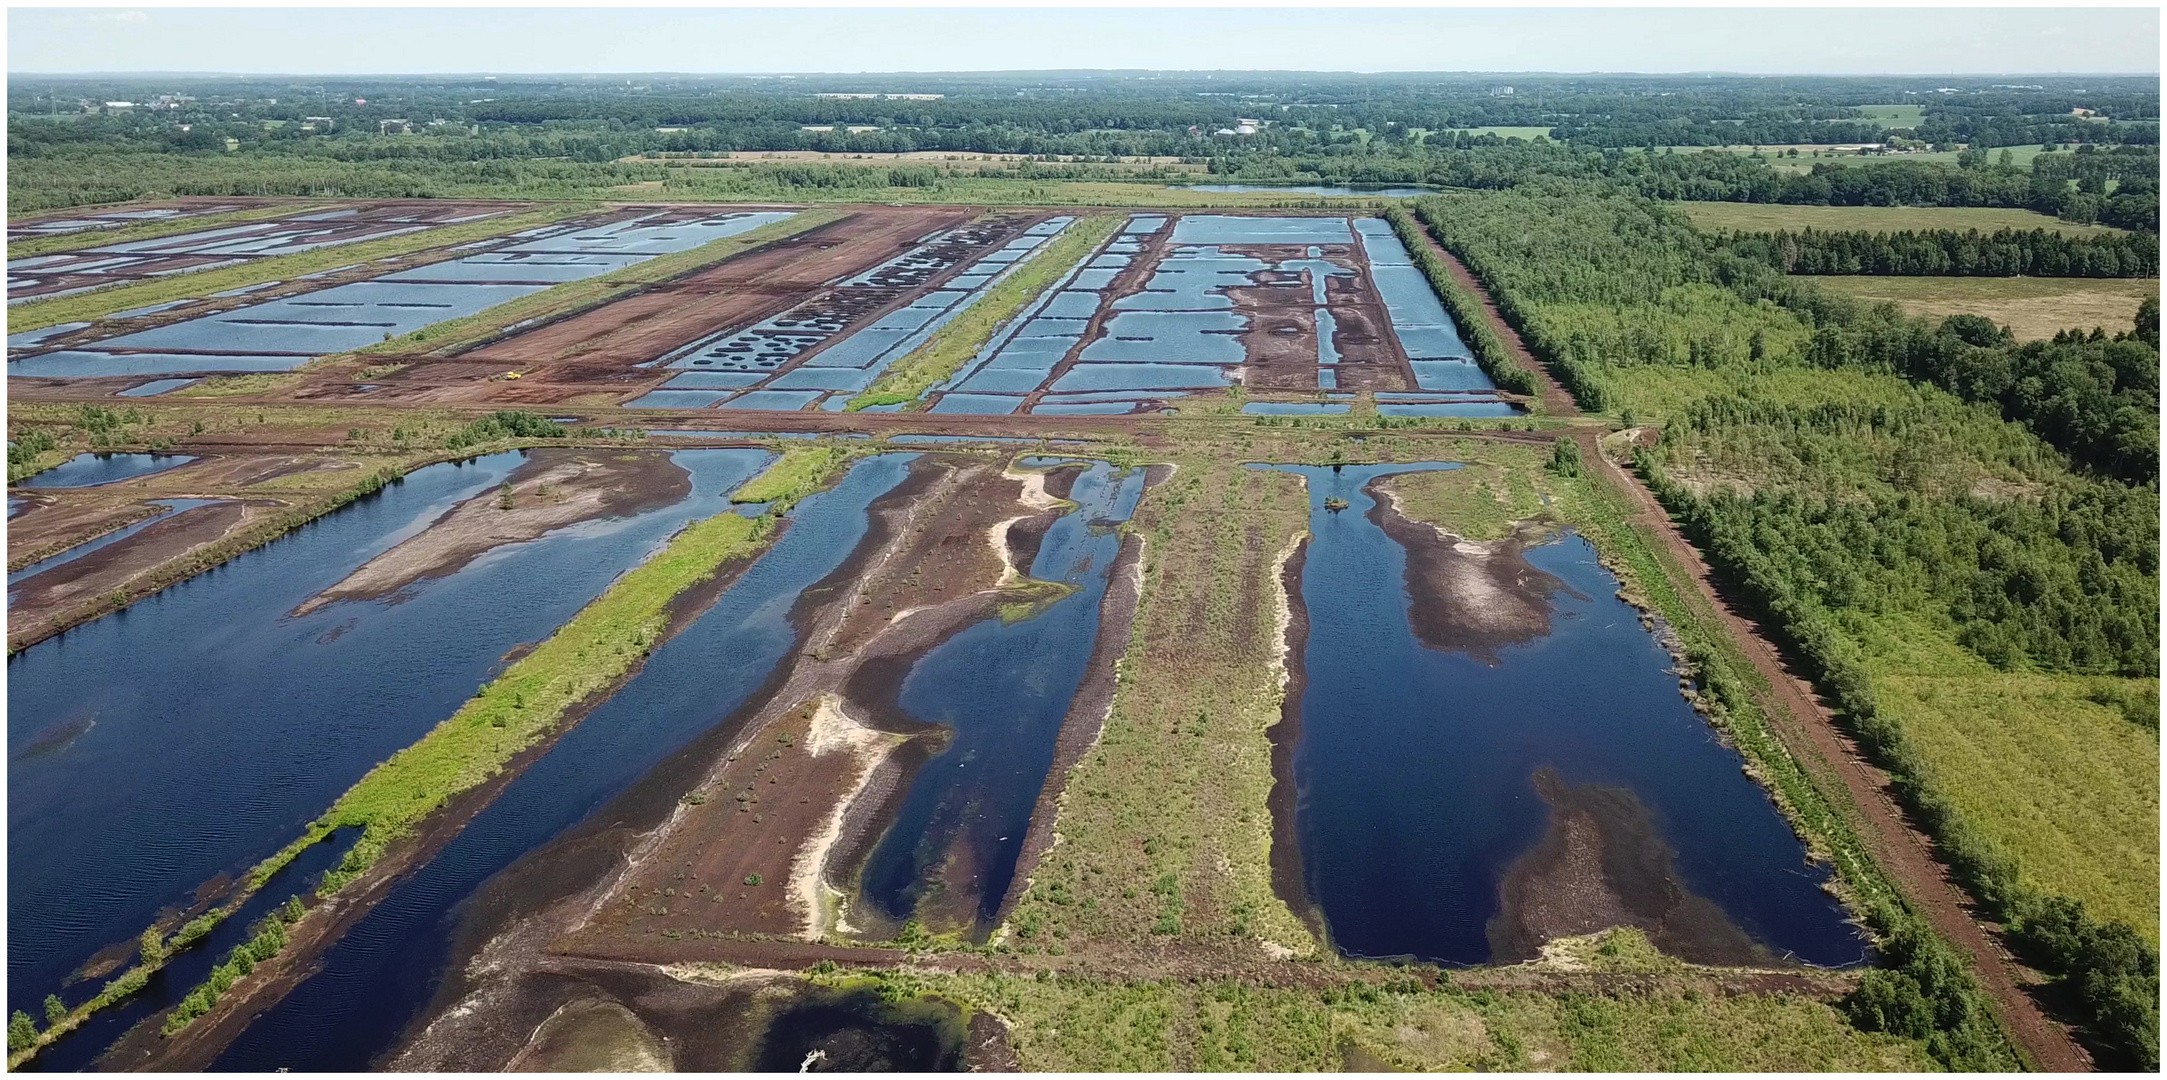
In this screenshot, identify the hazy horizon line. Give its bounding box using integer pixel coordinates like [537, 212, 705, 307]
[14, 69, 2160, 79]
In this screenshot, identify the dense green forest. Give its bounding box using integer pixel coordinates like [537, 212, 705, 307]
[1724, 226, 2158, 277]
[1409, 182, 2159, 1069]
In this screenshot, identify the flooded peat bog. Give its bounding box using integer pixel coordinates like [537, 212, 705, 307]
[856, 460, 1147, 931]
[1264, 463, 1863, 968]
[6, 448, 774, 1067]
[209, 454, 917, 1071]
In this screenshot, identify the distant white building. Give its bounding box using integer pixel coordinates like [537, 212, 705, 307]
[1490, 85, 1515, 97]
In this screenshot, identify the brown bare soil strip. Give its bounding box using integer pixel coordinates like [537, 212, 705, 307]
[6, 498, 163, 571]
[292, 448, 690, 616]
[1487, 767, 1770, 967]
[373, 458, 981, 1057]
[8, 500, 251, 620]
[1407, 225, 1580, 417]
[1339, 226, 1421, 391]
[405, 206, 974, 405]
[1573, 426, 2091, 1071]
[1367, 479, 1580, 665]
[1323, 273, 1409, 392]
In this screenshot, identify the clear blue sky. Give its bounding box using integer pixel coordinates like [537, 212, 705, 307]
[8, 7, 2160, 76]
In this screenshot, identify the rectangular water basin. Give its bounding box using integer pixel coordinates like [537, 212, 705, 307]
[626, 389, 737, 409]
[115, 378, 200, 397]
[724, 389, 826, 412]
[1377, 402, 1523, 418]
[1050, 364, 1230, 392]
[929, 393, 1024, 415]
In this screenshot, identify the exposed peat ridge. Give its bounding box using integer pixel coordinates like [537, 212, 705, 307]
[365, 452, 1134, 1073]
[1366, 476, 1584, 664]
[1487, 765, 1770, 967]
[293, 447, 692, 616]
[7, 499, 248, 616]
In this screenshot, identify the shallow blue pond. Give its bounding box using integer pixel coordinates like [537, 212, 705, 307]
[1261, 463, 1865, 968]
[15, 452, 195, 488]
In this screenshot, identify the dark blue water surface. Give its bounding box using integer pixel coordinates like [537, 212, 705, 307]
[210, 453, 918, 1072]
[859, 461, 1146, 926]
[1266, 464, 1863, 968]
[6, 448, 773, 1067]
[14, 453, 195, 489]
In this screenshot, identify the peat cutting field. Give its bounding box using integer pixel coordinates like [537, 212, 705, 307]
[4, 192, 2144, 1074]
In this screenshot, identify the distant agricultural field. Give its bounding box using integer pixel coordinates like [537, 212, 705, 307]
[1856, 103, 1926, 127]
[1805, 275, 2160, 340]
[1445, 126, 1553, 140]
[1657, 144, 2050, 174]
[1680, 200, 2122, 236]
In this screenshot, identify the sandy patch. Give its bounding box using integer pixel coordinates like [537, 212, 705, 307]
[790, 696, 906, 941]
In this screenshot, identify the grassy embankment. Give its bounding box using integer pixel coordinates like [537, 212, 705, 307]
[1678, 200, 2123, 236]
[998, 450, 1316, 959]
[848, 214, 1120, 410]
[6, 204, 592, 332]
[6, 202, 331, 260]
[1804, 274, 2160, 342]
[5, 445, 851, 1065]
[822, 940, 1936, 1071]
[346, 207, 844, 363]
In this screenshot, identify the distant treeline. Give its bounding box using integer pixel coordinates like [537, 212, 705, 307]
[1726, 227, 2159, 277]
[1614, 150, 2161, 230]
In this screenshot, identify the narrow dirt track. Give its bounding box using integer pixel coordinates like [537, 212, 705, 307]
[1410, 210, 2086, 1070]
[1403, 224, 1580, 417]
[1580, 431, 2089, 1073]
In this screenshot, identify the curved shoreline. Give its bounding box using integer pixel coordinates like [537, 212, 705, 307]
[1265, 531, 1330, 949]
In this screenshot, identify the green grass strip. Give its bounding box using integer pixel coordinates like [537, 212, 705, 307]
[7, 445, 853, 1063]
[849, 213, 1121, 410]
[354, 207, 845, 359]
[7, 204, 593, 332]
[7, 203, 334, 261]
[728, 444, 852, 504]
